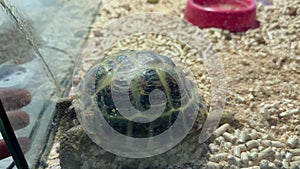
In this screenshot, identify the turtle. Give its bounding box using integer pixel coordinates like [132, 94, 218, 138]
[58, 50, 234, 169]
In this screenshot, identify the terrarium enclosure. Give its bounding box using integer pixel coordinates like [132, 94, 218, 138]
[1, 0, 300, 169]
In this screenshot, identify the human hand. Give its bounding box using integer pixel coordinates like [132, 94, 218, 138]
[0, 88, 31, 160]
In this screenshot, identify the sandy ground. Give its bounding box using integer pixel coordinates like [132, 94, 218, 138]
[46, 0, 300, 168]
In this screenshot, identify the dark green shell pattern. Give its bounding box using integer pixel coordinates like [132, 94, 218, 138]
[80, 50, 206, 139]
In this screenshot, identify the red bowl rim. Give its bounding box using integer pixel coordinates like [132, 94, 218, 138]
[188, 0, 257, 13]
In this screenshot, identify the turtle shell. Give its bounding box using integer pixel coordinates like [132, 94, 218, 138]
[76, 50, 206, 141]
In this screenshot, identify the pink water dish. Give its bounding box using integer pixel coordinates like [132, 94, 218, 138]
[184, 0, 259, 32]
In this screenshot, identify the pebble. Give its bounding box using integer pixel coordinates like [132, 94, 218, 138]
[287, 135, 299, 148]
[223, 142, 233, 151]
[249, 133, 259, 140]
[206, 161, 219, 168]
[261, 140, 271, 147]
[290, 161, 300, 169]
[282, 160, 290, 168]
[280, 149, 286, 159]
[246, 140, 260, 150]
[292, 156, 300, 161]
[213, 123, 231, 138]
[289, 149, 300, 156]
[271, 141, 284, 148]
[249, 152, 258, 161]
[228, 155, 240, 166]
[257, 147, 275, 160]
[234, 129, 241, 137]
[260, 160, 277, 169]
[241, 152, 249, 164]
[250, 148, 259, 153]
[280, 108, 300, 117]
[239, 144, 247, 152]
[214, 136, 225, 145]
[238, 130, 249, 143]
[208, 143, 218, 154]
[209, 153, 228, 162]
[285, 152, 293, 162]
[258, 146, 265, 151]
[233, 146, 241, 157]
[223, 132, 237, 143]
[275, 151, 281, 160]
[273, 159, 283, 168]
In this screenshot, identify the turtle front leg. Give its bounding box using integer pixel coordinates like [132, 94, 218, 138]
[59, 126, 86, 169]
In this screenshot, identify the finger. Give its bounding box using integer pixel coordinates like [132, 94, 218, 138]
[0, 88, 32, 111]
[7, 110, 30, 130]
[0, 137, 31, 160]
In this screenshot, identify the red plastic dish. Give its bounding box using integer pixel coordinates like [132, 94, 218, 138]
[184, 0, 259, 32]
